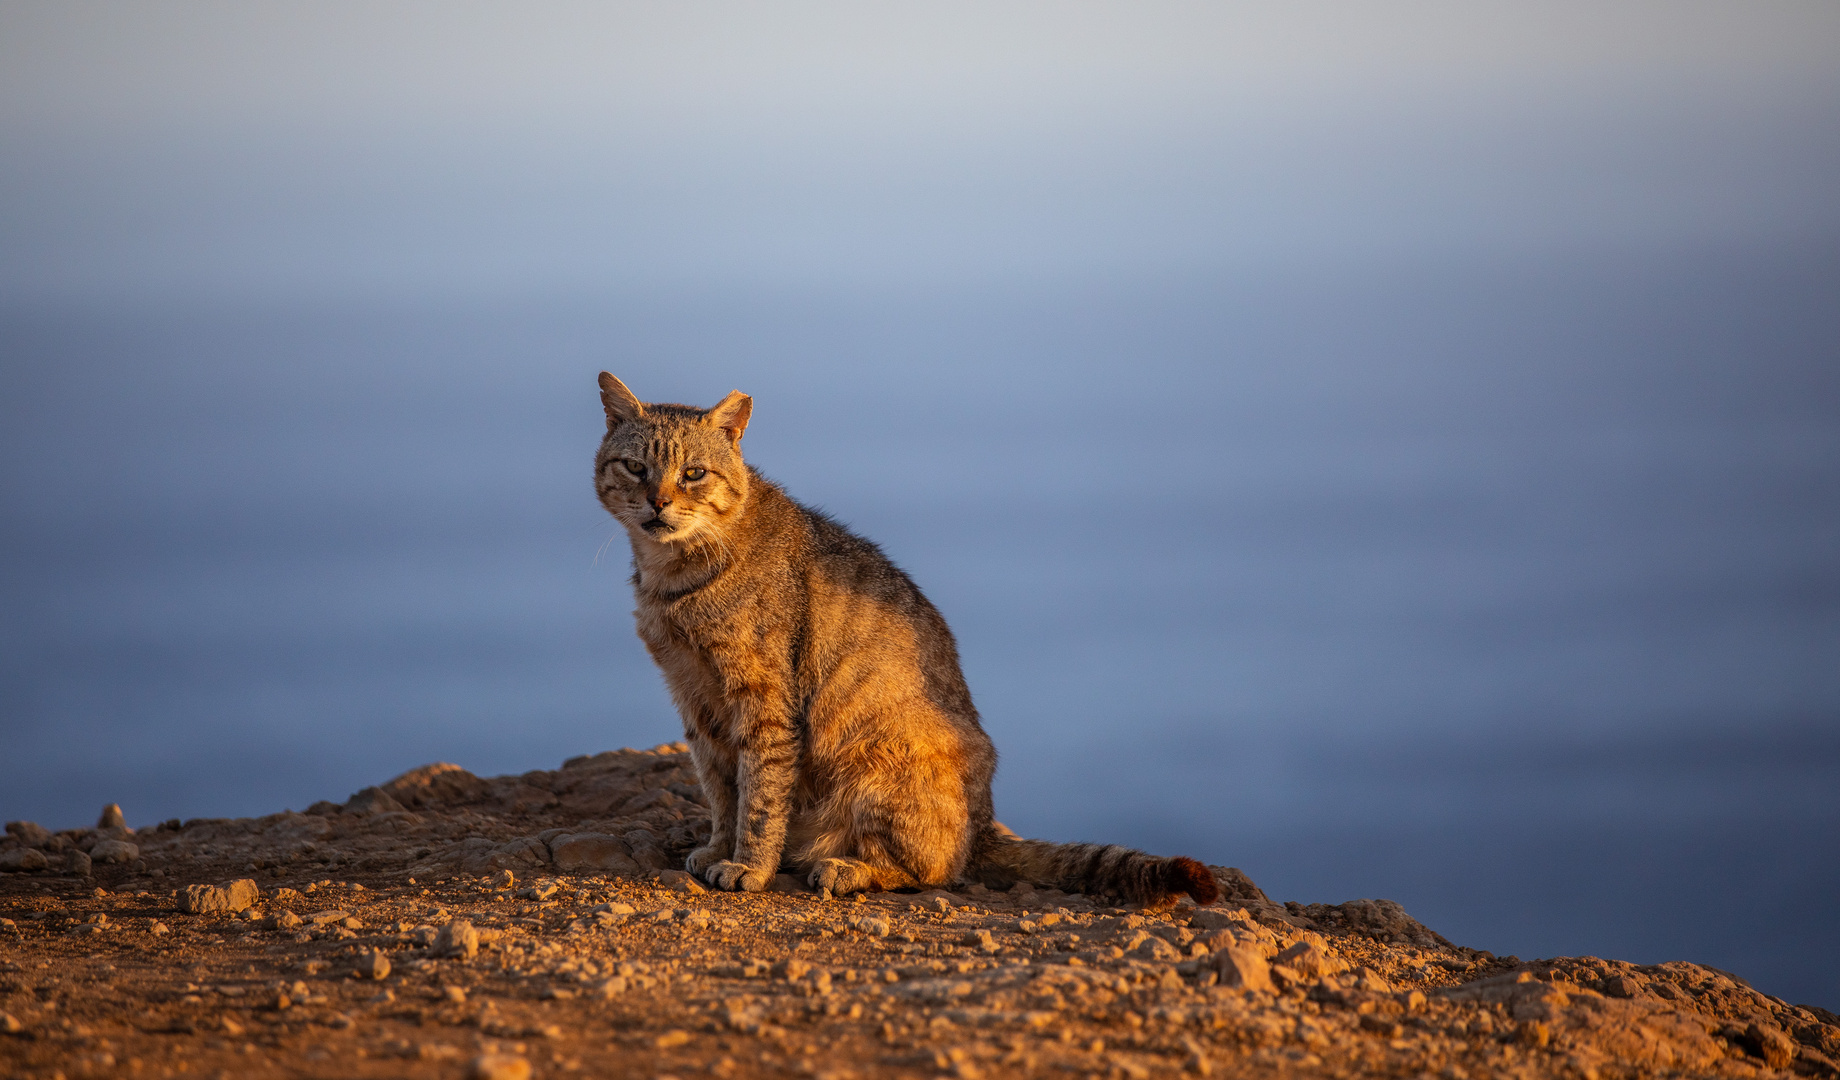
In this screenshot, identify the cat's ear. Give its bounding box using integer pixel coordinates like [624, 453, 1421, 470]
[705, 389, 752, 443]
[598, 372, 645, 429]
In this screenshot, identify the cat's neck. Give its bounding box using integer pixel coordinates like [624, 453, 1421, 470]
[627, 515, 749, 598]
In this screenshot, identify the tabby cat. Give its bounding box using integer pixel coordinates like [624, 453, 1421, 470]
[593, 373, 1218, 906]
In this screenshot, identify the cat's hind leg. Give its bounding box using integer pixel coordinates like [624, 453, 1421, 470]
[808, 854, 917, 896]
[802, 779, 963, 895]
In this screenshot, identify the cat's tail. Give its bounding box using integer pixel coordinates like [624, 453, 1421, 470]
[965, 821, 1220, 907]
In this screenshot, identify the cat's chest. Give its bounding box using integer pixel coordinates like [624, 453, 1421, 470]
[633, 594, 752, 666]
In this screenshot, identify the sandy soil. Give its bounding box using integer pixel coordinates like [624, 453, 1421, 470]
[4, 745, 1837, 1080]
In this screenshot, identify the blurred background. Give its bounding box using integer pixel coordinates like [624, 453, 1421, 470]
[2, 2, 1836, 1006]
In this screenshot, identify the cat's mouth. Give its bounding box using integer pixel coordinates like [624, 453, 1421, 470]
[640, 516, 677, 535]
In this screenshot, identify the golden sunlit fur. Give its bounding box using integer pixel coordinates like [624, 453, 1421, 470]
[593, 374, 1218, 906]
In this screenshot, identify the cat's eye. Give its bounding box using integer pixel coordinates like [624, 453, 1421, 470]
[622, 460, 646, 477]
[683, 467, 707, 481]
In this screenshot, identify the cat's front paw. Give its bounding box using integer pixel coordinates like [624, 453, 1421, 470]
[685, 843, 730, 877]
[704, 860, 771, 892]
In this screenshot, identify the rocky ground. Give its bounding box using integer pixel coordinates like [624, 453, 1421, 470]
[3, 744, 1837, 1080]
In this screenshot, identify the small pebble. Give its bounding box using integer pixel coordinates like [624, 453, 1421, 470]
[353, 951, 391, 981]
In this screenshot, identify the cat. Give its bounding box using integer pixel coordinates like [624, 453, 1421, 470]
[593, 373, 1219, 907]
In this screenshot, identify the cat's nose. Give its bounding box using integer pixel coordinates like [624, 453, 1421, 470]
[648, 493, 672, 511]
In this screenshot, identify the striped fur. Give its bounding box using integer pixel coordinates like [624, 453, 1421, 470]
[593, 374, 1218, 906]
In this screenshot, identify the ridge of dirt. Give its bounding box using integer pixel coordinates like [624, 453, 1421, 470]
[4, 745, 1836, 1080]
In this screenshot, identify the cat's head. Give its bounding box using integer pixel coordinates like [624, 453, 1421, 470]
[593, 373, 753, 546]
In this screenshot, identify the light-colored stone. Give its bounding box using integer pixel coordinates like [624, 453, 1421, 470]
[1132, 934, 1183, 962]
[180, 878, 260, 914]
[303, 909, 351, 927]
[468, 1053, 531, 1080]
[0, 848, 49, 873]
[65, 849, 92, 876]
[436, 920, 479, 959]
[517, 879, 562, 901]
[649, 868, 706, 893]
[1212, 946, 1274, 993]
[1272, 941, 1346, 979]
[96, 804, 129, 831]
[89, 839, 138, 864]
[1190, 908, 1252, 932]
[0, 1011, 21, 1034]
[354, 951, 391, 980]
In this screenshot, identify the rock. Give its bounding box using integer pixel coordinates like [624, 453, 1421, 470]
[96, 804, 129, 831]
[468, 1053, 531, 1080]
[0, 848, 49, 873]
[1285, 897, 1449, 947]
[353, 951, 391, 980]
[1132, 934, 1183, 962]
[651, 869, 706, 894]
[342, 787, 407, 815]
[380, 762, 489, 809]
[65, 849, 92, 876]
[4, 821, 50, 847]
[0, 1011, 21, 1034]
[622, 828, 671, 871]
[851, 916, 892, 938]
[150, 922, 169, 935]
[1190, 908, 1252, 932]
[1208, 866, 1268, 903]
[1211, 946, 1275, 993]
[1272, 941, 1346, 979]
[655, 1029, 691, 1049]
[470, 837, 550, 874]
[180, 879, 261, 914]
[436, 920, 479, 959]
[1739, 1022, 1797, 1068]
[777, 958, 812, 980]
[909, 890, 963, 910]
[517, 879, 562, 901]
[272, 910, 303, 930]
[548, 833, 641, 875]
[1601, 973, 1640, 998]
[89, 839, 139, 864]
[303, 909, 351, 927]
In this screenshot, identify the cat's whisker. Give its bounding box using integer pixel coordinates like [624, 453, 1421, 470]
[592, 529, 622, 568]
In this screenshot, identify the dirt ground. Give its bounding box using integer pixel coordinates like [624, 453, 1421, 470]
[4, 746, 1837, 1080]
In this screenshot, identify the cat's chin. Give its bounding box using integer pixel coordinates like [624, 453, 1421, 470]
[628, 517, 698, 547]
